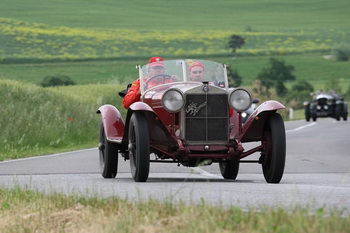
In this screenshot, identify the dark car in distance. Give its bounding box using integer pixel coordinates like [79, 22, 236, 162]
[304, 93, 348, 121]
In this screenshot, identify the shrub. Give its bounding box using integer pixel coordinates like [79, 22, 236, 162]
[40, 75, 76, 87]
[332, 45, 350, 61]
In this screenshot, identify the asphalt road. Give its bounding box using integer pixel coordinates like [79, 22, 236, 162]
[0, 118, 349, 213]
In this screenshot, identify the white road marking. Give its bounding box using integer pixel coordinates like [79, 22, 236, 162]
[0, 148, 96, 164]
[286, 122, 316, 133]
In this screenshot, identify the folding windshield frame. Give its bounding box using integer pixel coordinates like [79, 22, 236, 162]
[137, 59, 229, 95]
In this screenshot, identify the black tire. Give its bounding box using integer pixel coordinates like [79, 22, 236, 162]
[261, 113, 286, 183]
[128, 112, 150, 182]
[99, 122, 118, 178]
[335, 105, 342, 121]
[305, 114, 310, 122]
[343, 104, 348, 121]
[312, 114, 317, 122]
[219, 159, 239, 180]
[305, 107, 310, 122]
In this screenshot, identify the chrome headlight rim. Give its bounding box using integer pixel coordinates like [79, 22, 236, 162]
[162, 89, 185, 113]
[229, 88, 252, 112]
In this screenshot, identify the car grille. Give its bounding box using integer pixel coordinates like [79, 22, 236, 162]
[184, 93, 229, 143]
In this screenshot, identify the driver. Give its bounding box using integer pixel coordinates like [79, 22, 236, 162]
[123, 56, 167, 109]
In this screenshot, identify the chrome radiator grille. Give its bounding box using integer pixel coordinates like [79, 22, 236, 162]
[184, 93, 229, 143]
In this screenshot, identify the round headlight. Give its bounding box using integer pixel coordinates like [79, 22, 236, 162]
[162, 89, 184, 113]
[229, 88, 252, 112]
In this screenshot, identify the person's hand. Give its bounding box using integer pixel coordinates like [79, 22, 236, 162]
[171, 75, 180, 82]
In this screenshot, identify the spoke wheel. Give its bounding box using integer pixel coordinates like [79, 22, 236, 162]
[219, 159, 239, 180]
[99, 122, 118, 178]
[128, 112, 150, 182]
[261, 113, 286, 183]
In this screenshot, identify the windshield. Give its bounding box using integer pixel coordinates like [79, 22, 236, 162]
[139, 59, 228, 93]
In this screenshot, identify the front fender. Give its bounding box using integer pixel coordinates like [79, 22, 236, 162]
[123, 101, 178, 150]
[97, 104, 125, 143]
[240, 100, 285, 142]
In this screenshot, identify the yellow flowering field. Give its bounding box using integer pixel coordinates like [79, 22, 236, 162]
[0, 17, 346, 62]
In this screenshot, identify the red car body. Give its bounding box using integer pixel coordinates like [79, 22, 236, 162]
[97, 59, 286, 183]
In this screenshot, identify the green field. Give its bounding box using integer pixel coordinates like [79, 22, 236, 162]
[1, 0, 349, 30]
[1, 54, 349, 91]
[1, 0, 350, 62]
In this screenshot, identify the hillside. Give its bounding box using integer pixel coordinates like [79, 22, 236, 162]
[0, 80, 122, 160]
[0, 0, 349, 62]
[0, 0, 349, 30]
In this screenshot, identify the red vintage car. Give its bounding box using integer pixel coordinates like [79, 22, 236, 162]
[97, 59, 286, 183]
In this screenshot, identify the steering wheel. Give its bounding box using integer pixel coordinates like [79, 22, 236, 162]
[145, 74, 172, 88]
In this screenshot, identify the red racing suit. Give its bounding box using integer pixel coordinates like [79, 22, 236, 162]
[122, 76, 177, 109]
[122, 79, 141, 109]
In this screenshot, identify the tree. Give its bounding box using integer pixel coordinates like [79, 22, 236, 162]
[227, 66, 243, 87]
[275, 81, 288, 97]
[228, 34, 245, 59]
[284, 81, 314, 109]
[256, 58, 296, 97]
[332, 45, 350, 61]
[40, 75, 76, 87]
[292, 80, 314, 93]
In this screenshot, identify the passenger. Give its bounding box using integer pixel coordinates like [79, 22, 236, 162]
[328, 89, 338, 98]
[189, 61, 205, 82]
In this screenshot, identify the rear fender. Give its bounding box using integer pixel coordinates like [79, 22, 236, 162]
[240, 100, 285, 142]
[96, 104, 124, 143]
[123, 102, 178, 149]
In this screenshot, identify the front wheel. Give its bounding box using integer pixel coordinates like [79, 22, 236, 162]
[305, 106, 310, 122]
[99, 122, 118, 178]
[219, 159, 239, 180]
[261, 113, 286, 183]
[128, 112, 150, 182]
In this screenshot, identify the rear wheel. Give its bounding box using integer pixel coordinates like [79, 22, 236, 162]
[335, 105, 341, 121]
[261, 113, 286, 183]
[128, 112, 150, 182]
[219, 159, 239, 180]
[343, 104, 348, 121]
[99, 122, 118, 178]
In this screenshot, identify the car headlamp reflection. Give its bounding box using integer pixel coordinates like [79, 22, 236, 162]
[162, 89, 184, 113]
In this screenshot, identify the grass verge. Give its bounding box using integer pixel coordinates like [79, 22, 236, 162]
[0, 79, 126, 160]
[0, 187, 348, 233]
